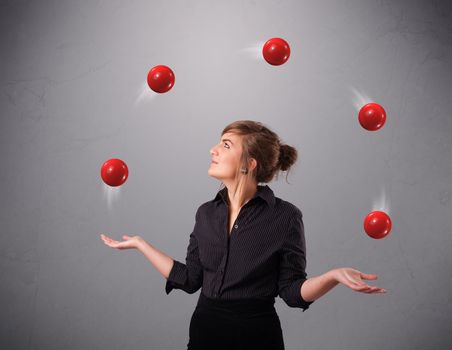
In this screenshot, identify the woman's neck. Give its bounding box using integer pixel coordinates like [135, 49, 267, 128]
[225, 182, 258, 211]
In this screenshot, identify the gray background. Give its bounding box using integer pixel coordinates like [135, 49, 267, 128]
[1, 0, 451, 349]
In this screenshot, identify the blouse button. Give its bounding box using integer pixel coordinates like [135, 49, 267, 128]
[234, 224, 238, 229]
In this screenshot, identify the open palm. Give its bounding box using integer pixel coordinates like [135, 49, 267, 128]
[100, 233, 142, 250]
[334, 268, 387, 294]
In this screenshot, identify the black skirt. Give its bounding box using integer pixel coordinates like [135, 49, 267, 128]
[187, 292, 285, 350]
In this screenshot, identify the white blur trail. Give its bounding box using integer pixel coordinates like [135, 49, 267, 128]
[349, 86, 373, 112]
[238, 41, 265, 60]
[135, 82, 157, 106]
[102, 183, 121, 211]
[371, 186, 391, 215]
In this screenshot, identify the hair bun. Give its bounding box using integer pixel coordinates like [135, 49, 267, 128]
[278, 144, 298, 171]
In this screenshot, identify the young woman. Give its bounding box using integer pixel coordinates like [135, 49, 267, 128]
[100, 120, 386, 350]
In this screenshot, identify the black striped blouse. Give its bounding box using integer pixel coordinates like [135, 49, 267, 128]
[165, 184, 314, 311]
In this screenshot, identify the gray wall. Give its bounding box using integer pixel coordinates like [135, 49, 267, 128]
[1, 0, 451, 349]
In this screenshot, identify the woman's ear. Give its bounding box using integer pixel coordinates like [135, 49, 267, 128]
[248, 158, 257, 172]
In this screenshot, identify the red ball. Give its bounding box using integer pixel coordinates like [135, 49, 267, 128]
[358, 103, 386, 131]
[364, 211, 392, 239]
[101, 158, 129, 187]
[262, 38, 291, 66]
[147, 65, 175, 93]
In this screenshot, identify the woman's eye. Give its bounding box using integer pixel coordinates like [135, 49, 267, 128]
[224, 143, 230, 149]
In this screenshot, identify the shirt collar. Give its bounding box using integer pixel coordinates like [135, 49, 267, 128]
[213, 185, 275, 208]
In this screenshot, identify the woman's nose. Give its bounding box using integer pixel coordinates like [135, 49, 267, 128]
[210, 145, 218, 155]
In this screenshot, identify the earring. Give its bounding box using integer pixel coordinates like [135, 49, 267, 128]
[240, 168, 248, 174]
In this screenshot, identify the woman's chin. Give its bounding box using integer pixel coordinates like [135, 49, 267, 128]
[208, 170, 224, 181]
[207, 169, 217, 178]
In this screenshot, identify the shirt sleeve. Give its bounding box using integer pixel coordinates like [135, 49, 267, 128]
[165, 208, 203, 295]
[277, 208, 314, 312]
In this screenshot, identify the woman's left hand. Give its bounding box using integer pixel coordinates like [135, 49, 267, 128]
[331, 267, 387, 294]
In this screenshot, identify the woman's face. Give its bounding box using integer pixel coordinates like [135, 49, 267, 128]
[208, 132, 243, 181]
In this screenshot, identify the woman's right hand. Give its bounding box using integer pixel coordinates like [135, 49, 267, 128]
[100, 233, 143, 250]
[331, 267, 387, 294]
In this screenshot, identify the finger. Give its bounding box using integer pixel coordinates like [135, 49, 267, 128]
[352, 283, 371, 291]
[350, 280, 366, 287]
[355, 282, 376, 291]
[101, 234, 112, 242]
[360, 273, 378, 280]
[104, 238, 115, 244]
[358, 287, 371, 293]
[368, 289, 385, 294]
[349, 283, 366, 291]
[104, 239, 119, 247]
[365, 286, 386, 294]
